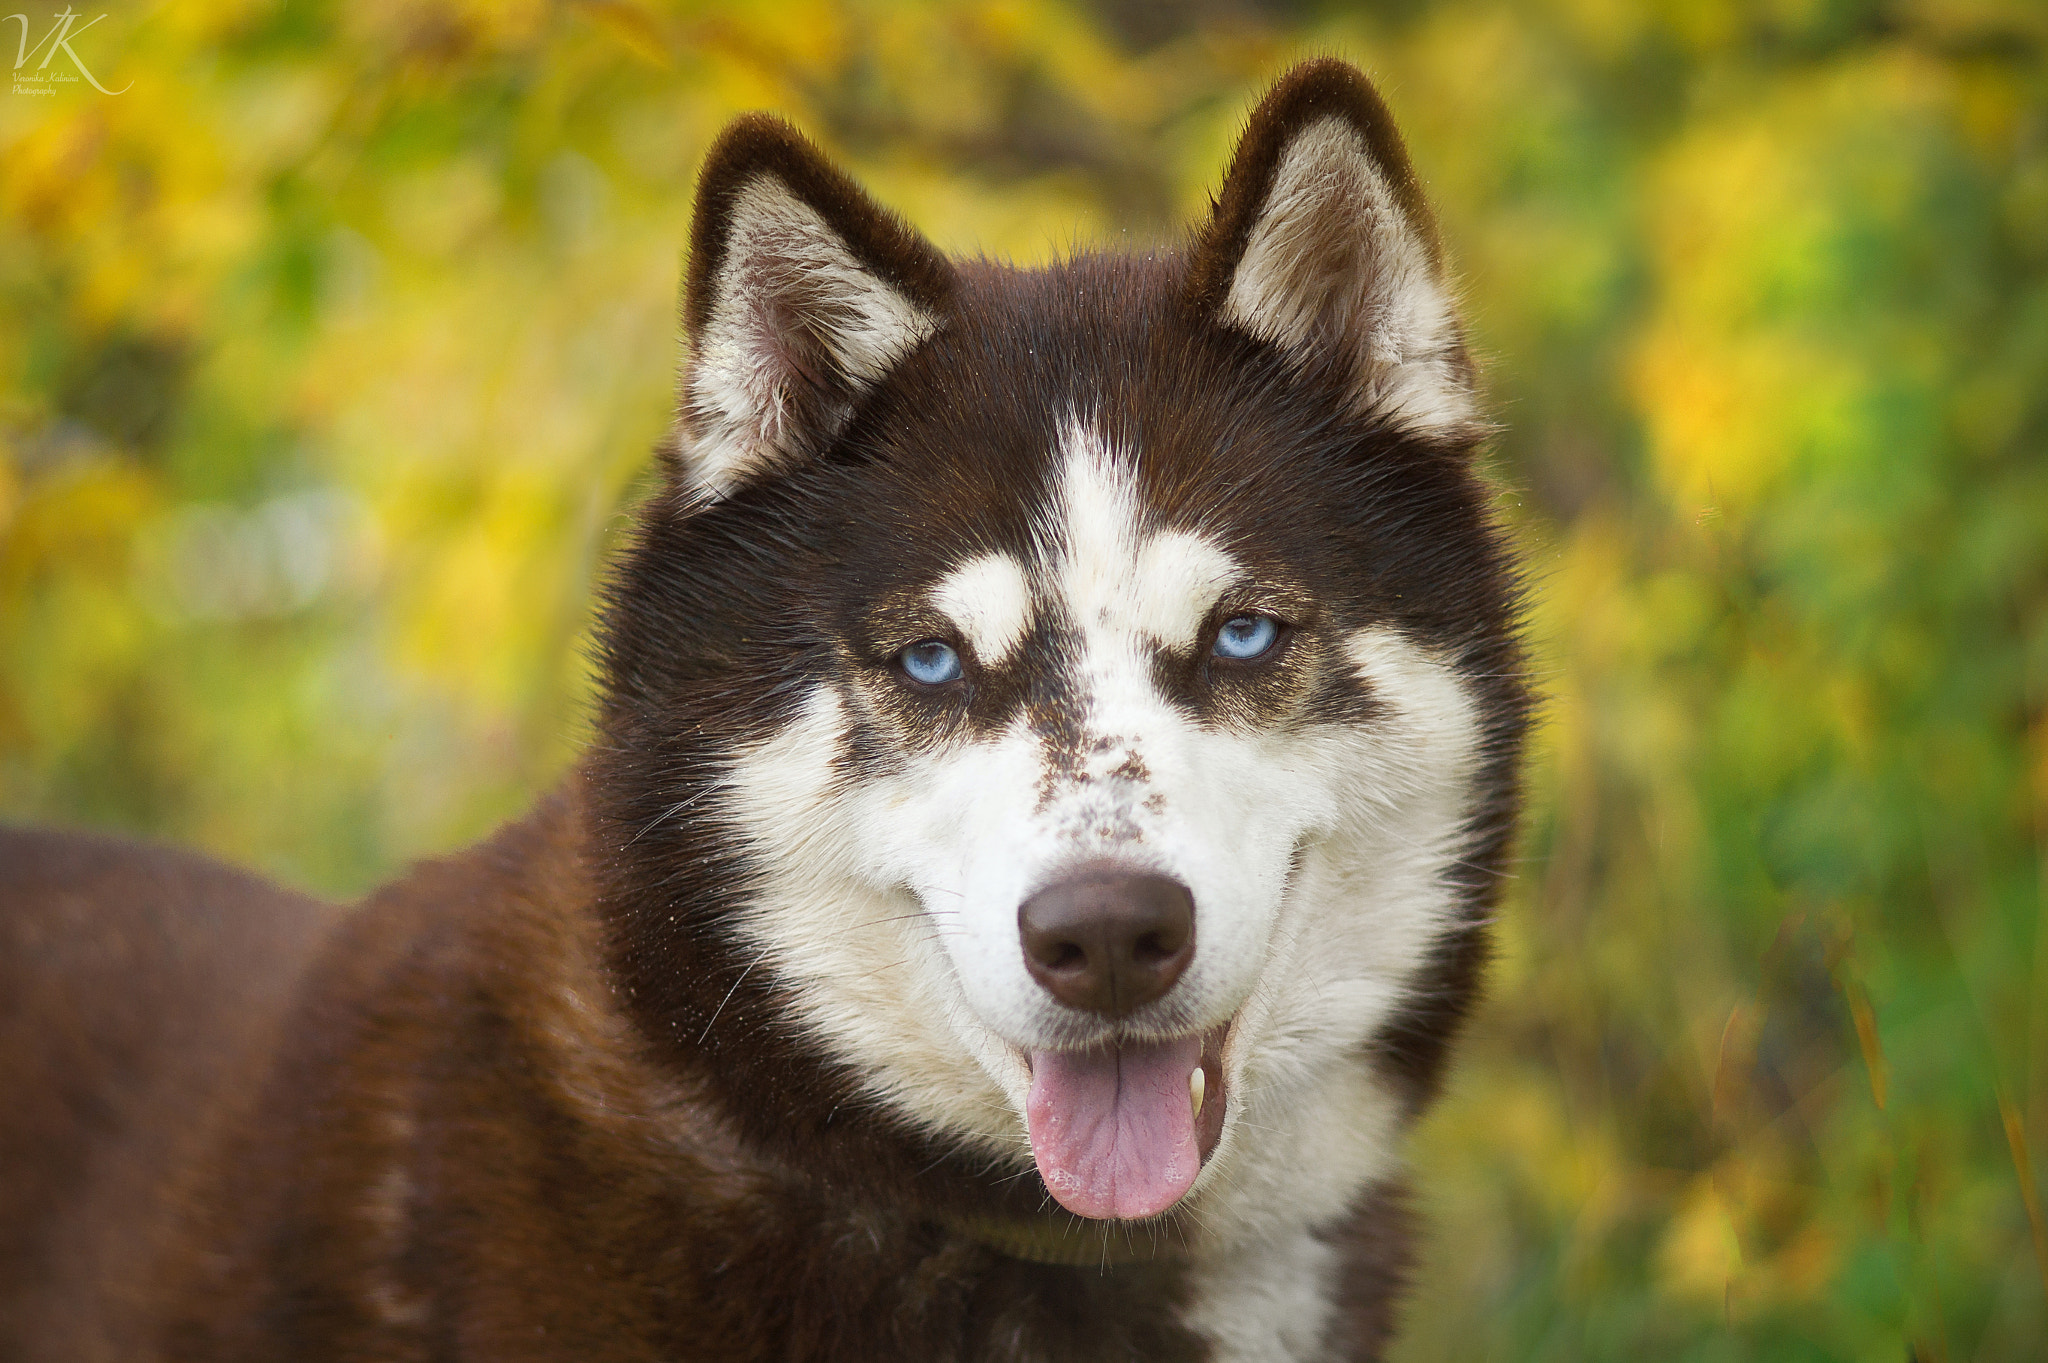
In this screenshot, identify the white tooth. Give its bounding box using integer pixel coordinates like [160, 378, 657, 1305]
[1190, 1066, 1206, 1121]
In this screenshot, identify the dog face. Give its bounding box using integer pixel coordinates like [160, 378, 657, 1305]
[595, 61, 1527, 1247]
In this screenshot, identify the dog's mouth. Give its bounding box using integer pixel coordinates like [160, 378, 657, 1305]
[1022, 1021, 1230, 1221]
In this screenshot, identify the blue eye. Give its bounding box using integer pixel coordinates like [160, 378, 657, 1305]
[1212, 615, 1281, 661]
[899, 640, 964, 686]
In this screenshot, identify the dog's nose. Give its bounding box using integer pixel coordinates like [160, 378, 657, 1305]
[1018, 870, 1195, 1018]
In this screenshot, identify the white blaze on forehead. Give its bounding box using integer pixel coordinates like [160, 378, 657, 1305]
[929, 552, 1034, 665]
[1055, 420, 1144, 630]
[1054, 420, 1242, 649]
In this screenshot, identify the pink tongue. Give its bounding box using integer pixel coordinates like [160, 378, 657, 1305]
[1026, 1035, 1204, 1220]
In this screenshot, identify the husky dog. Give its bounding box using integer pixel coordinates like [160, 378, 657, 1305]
[0, 59, 1527, 1362]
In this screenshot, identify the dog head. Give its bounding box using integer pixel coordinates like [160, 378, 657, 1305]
[594, 59, 1527, 1247]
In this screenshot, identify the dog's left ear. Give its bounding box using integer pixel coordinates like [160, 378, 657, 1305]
[680, 116, 955, 496]
[1186, 60, 1481, 444]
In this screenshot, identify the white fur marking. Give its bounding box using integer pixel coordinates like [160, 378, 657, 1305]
[930, 552, 1034, 665]
[1055, 425, 1243, 647]
[1131, 530, 1241, 648]
[1344, 627, 1483, 767]
[719, 437, 1492, 1277]
[725, 688, 1026, 1155]
[1181, 1228, 1344, 1362]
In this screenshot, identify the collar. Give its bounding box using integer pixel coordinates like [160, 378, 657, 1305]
[946, 1212, 1189, 1268]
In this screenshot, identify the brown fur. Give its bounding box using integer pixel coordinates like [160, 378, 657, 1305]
[684, 114, 955, 343]
[1, 798, 1216, 1359]
[0, 828, 338, 1358]
[1, 59, 1525, 1361]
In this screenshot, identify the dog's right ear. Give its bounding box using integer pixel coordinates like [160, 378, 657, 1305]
[679, 116, 955, 497]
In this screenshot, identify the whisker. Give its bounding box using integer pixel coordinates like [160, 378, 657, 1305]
[696, 944, 770, 1045]
[627, 787, 719, 846]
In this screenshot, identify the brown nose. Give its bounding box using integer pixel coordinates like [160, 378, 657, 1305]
[1018, 870, 1195, 1018]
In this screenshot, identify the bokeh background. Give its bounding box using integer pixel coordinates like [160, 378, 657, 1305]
[4, 0, 2046, 1355]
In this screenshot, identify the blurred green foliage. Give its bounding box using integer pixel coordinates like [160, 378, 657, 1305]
[4, 0, 2046, 1356]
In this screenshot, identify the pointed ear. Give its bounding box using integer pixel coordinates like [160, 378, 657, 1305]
[1186, 60, 1481, 444]
[679, 116, 955, 495]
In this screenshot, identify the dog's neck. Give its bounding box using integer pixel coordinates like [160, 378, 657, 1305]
[942, 1210, 1187, 1267]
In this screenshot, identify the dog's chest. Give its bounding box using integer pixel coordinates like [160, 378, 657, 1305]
[1179, 1234, 1346, 1363]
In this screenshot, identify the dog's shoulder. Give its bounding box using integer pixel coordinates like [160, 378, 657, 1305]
[0, 825, 342, 1228]
[132, 791, 738, 1358]
[0, 826, 342, 1358]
